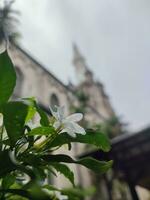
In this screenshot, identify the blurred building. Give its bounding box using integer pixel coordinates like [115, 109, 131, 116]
[10, 42, 115, 126]
[9, 42, 115, 193]
[1, 1, 149, 199]
[10, 42, 149, 200]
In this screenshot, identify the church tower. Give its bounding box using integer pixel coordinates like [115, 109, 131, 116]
[73, 43, 93, 84]
[72, 43, 115, 121]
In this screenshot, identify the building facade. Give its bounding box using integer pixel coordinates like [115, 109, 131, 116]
[9, 43, 114, 124]
[9, 42, 117, 198]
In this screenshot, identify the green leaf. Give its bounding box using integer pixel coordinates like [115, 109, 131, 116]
[25, 104, 36, 123]
[2, 101, 28, 146]
[0, 150, 36, 180]
[0, 150, 16, 178]
[50, 162, 75, 186]
[0, 51, 16, 106]
[50, 130, 111, 152]
[43, 185, 60, 192]
[28, 126, 55, 136]
[43, 185, 93, 200]
[77, 157, 113, 174]
[28, 184, 52, 200]
[2, 174, 15, 189]
[33, 167, 47, 182]
[34, 102, 49, 126]
[22, 97, 49, 126]
[0, 188, 51, 200]
[41, 154, 113, 174]
[0, 189, 32, 199]
[21, 153, 44, 167]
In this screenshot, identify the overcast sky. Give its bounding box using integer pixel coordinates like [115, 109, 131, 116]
[12, 0, 150, 132]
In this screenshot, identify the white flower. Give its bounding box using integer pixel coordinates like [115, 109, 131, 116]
[50, 106, 86, 137]
[54, 191, 68, 200]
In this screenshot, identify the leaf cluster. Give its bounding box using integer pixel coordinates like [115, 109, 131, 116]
[0, 50, 112, 199]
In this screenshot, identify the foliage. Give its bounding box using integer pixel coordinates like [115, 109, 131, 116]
[0, 50, 112, 199]
[0, 0, 20, 45]
[95, 115, 124, 139]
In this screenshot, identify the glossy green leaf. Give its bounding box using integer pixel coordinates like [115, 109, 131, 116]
[51, 162, 75, 186]
[43, 185, 94, 200]
[2, 101, 28, 146]
[25, 105, 36, 123]
[28, 126, 55, 136]
[34, 102, 49, 126]
[21, 153, 44, 167]
[28, 184, 52, 200]
[77, 157, 113, 174]
[22, 97, 49, 126]
[0, 189, 31, 199]
[33, 167, 47, 182]
[50, 130, 111, 152]
[0, 150, 36, 181]
[0, 188, 51, 200]
[2, 174, 15, 189]
[43, 185, 60, 192]
[42, 154, 113, 174]
[0, 51, 16, 106]
[0, 150, 16, 178]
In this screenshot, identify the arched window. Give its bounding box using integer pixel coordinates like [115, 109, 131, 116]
[14, 67, 24, 96]
[50, 93, 59, 108]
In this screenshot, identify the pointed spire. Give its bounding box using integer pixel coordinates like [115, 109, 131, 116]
[73, 43, 85, 62]
[72, 42, 94, 84]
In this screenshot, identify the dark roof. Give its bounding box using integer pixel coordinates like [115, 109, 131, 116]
[81, 127, 150, 189]
[111, 127, 150, 189]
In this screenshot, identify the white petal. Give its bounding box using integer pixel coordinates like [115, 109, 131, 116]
[66, 113, 83, 122]
[71, 122, 86, 135]
[57, 106, 65, 121]
[49, 106, 58, 119]
[49, 106, 54, 115]
[55, 191, 68, 200]
[53, 121, 61, 129]
[63, 121, 74, 130]
[64, 121, 86, 135]
[61, 127, 76, 138]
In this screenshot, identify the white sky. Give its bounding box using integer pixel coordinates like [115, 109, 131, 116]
[12, 0, 150, 132]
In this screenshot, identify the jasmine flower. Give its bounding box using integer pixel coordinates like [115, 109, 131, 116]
[50, 106, 86, 137]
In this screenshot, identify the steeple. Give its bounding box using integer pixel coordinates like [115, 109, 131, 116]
[72, 43, 93, 84]
[73, 43, 85, 64]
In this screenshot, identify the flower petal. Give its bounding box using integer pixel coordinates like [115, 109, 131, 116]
[49, 106, 58, 119]
[71, 122, 86, 135]
[61, 127, 76, 138]
[66, 113, 83, 122]
[64, 121, 86, 135]
[55, 191, 68, 200]
[53, 121, 61, 129]
[57, 106, 65, 121]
